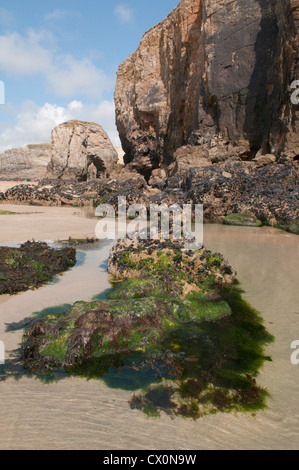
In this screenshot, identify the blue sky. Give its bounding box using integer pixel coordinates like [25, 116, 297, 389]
[0, 0, 178, 151]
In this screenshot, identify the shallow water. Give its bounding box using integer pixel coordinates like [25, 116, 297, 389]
[0, 224, 298, 449]
[0, 241, 114, 356]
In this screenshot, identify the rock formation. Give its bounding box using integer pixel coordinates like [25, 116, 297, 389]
[0, 121, 120, 182]
[115, 0, 299, 177]
[0, 144, 51, 180]
[47, 120, 118, 181]
[21, 231, 273, 419]
[167, 161, 299, 228]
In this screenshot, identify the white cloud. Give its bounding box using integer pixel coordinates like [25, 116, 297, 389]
[0, 30, 53, 76]
[0, 100, 120, 153]
[114, 4, 134, 24]
[47, 55, 110, 98]
[0, 30, 111, 98]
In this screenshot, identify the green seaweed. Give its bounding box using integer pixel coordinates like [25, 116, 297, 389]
[0, 210, 16, 215]
[274, 224, 299, 235]
[0, 241, 76, 295]
[223, 213, 263, 227]
[20, 240, 274, 420]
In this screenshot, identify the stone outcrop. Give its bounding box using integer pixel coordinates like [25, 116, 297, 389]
[20, 232, 273, 419]
[0, 144, 51, 180]
[0, 175, 149, 208]
[115, 0, 299, 177]
[47, 121, 118, 181]
[94, 175, 150, 213]
[0, 121, 120, 182]
[165, 161, 299, 228]
[1, 179, 101, 206]
[0, 241, 76, 295]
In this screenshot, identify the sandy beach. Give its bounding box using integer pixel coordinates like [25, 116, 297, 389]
[0, 203, 97, 244]
[0, 0, 298, 452]
[0, 206, 298, 449]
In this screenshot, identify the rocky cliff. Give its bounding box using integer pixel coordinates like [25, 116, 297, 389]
[115, 0, 299, 177]
[47, 121, 118, 181]
[0, 144, 51, 180]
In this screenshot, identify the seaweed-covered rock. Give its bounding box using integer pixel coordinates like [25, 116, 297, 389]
[21, 236, 273, 419]
[164, 161, 299, 228]
[108, 236, 236, 289]
[2, 179, 101, 206]
[93, 176, 150, 212]
[223, 214, 263, 228]
[3, 160, 298, 235]
[0, 241, 76, 295]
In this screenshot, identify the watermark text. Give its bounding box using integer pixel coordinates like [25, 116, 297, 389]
[291, 340, 299, 365]
[95, 197, 203, 250]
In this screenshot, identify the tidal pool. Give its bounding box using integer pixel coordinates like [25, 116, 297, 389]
[0, 224, 298, 449]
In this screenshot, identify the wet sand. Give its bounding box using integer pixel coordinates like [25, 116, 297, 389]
[0, 209, 298, 449]
[0, 204, 97, 243]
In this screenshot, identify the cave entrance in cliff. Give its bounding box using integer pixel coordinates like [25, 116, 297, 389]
[85, 156, 107, 181]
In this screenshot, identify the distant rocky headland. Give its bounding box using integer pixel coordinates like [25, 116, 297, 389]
[0, 0, 298, 232]
[0, 143, 52, 181]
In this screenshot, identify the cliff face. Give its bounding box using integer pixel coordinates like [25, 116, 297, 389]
[0, 144, 51, 180]
[47, 121, 118, 180]
[115, 0, 299, 177]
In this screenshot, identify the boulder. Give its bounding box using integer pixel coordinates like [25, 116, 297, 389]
[148, 168, 168, 189]
[254, 153, 277, 167]
[168, 145, 210, 177]
[47, 120, 118, 180]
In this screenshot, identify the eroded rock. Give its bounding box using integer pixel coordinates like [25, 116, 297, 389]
[115, 0, 299, 176]
[20, 236, 273, 419]
[47, 120, 118, 180]
[0, 144, 51, 180]
[171, 161, 299, 227]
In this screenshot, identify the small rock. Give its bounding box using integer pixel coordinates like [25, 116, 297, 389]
[254, 154, 277, 167]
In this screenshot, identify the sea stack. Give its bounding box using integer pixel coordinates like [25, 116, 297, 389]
[47, 120, 119, 181]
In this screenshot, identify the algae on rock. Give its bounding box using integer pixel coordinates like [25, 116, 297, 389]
[21, 236, 273, 419]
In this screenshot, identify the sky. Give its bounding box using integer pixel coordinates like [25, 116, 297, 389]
[0, 0, 178, 152]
